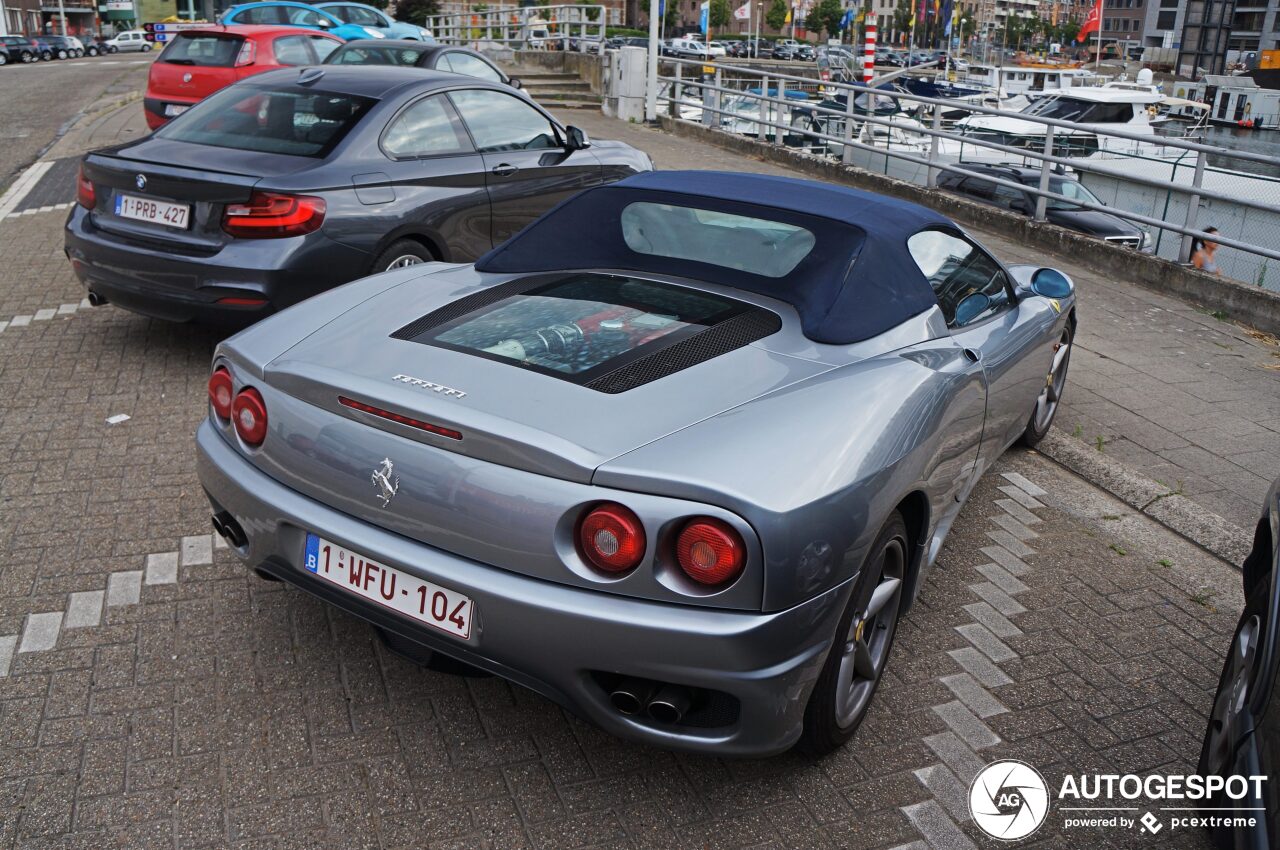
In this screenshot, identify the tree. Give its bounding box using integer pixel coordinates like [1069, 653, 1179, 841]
[663, 0, 679, 30]
[577, 0, 600, 22]
[811, 0, 843, 37]
[957, 8, 975, 39]
[395, 0, 439, 27]
[709, 0, 731, 33]
[765, 0, 787, 31]
[892, 3, 911, 40]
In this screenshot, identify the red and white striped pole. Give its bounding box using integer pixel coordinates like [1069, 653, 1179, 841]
[863, 21, 876, 84]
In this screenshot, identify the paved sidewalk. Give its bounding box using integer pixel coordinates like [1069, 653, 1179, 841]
[553, 111, 1280, 533]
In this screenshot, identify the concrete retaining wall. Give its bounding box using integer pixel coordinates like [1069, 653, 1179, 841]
[658, 115, 1280, 338]
[513, 51, 604, 94]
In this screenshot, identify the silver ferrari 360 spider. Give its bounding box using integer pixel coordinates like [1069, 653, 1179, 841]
[197, 171, 1076, 756]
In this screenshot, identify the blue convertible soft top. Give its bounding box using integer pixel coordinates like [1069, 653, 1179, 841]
[474, 171, 951, 345]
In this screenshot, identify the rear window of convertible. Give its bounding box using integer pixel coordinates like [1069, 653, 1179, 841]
[155, 85, 375, 157]
[620, 202, 816, 278]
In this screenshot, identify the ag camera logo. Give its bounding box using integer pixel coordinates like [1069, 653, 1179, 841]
[969, 760, 1051, 840]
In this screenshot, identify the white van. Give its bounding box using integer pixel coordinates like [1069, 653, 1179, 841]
[105, 30, 152, 53]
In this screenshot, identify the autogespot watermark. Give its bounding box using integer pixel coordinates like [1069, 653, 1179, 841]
[966, 761, 1267, 840]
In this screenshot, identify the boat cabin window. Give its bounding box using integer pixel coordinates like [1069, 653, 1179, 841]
[1025, 97, 1136, 123]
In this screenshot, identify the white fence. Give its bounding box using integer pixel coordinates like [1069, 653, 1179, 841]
[427, 4, 607, 50]
[644, 56, 1280, 292]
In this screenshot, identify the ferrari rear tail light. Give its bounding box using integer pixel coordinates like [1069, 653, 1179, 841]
[76, 164, 95, 209]
[207, 367, 234, 420]
[234, 40, 256, 67]
[579, 503, 646, 574]
[675, 518, 745, 586]
[232, 387, 268, 446]
[222, 191, 325, 239]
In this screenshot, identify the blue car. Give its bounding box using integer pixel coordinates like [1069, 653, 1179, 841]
[315, 2, 434, 41]
[220, 1, 385, 41]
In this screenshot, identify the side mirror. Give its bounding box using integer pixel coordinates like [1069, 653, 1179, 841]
[565, 125, 591, 150]
[509, 77, 522, 90]
[953, 291, 992, 326]
[1030, 267, 1074, 298]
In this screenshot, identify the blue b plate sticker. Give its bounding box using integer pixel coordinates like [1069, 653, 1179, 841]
[304, 533, 320, 572]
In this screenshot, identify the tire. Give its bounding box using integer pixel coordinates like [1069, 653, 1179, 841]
[0, 53, 7, 67]
[56, 49, 68, 60]
[74, 49, 84, 58]
[1198, 581, 1268, 785]
[141, 43, 152, 52]
[798, 510, 910, 755]
[87, 46, 98, 56]
[108, 46, 119, 54]
[1018, 321, 1074, 448]
[373, 239, 434, 272]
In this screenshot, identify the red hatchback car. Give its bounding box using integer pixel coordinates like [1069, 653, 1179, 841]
[144, 26, 343, 129]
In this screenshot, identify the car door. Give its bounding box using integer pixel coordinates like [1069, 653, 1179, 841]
[438, 50, 505, 84]
[375, 93, 492, 261]
[907, 228, 1053, 472]
[447, 87, 601, 247]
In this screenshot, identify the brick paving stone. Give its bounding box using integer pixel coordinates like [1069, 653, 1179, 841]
[946, 648, 1013, 690]
[939, 673, 1008, 720]
[18, 612, 61, 653]
[971, 563, 1029, 596]
[962, 601, 1023, 639]
[143, 552, 178, 585]
[901, 800, 977, 850]
[912, 763, 972, 822]
[954, 623, 1018, 664]
[932, 701, 1001, 750]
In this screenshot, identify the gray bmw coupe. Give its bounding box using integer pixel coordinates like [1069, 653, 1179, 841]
[65, 66, 650, 324]
[196, 171, 1077, 756]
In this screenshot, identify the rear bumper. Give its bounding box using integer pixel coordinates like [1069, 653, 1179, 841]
[64, 205, 370, 324]
[143, 96, 199, 129]
[195, 419, 849, 757]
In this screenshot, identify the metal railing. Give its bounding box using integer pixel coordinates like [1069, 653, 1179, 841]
[427, 4, 605, 51]
[652, 56, 1280, 289]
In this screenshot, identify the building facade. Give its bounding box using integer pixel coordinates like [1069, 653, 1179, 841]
[1178, 0, 1234, 75]
[2, 0, 42, 34]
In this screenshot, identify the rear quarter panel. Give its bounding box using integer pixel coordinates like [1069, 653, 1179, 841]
[595, 342, 987, 611]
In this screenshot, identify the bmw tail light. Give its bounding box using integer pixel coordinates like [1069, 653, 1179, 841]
[578, 503, 646, 574]
[76, 164, 95, 209]
[222, 191, 325, 239]
[207, 367, 234, 420]
[234, 39, 256, 67]
[676, 518, 745, 586]
[232, 387, 268, 446]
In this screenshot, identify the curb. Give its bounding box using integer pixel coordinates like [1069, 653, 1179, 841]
[1036, 428, 1250, 566]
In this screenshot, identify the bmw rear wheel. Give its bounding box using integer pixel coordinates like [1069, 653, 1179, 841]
[1019, 323, 1073, 447]
[374, 239, 434, 272]
[799, 511, 908, 754]
[0, 53, 7, 66]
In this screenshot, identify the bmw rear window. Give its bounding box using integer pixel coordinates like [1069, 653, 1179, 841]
[329, 45, 424, 65]
[155, 84, 374, 157]
[159, 33, 245, 66]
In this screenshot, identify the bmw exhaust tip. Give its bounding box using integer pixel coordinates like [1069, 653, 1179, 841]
[646, 685, 693, 724]
[87, 291, 108, 307]
[609, 679, 655, 716]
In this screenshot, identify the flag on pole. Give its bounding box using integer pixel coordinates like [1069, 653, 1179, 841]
[784, 5, 792, 24]
[734, 2, 750, 20]
[1077, 0, 1102, 41]
[699, 0, 709, 33]
[941, 0, 953, 35]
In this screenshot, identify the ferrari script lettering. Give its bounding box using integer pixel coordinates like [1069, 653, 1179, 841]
[392, 373, 466, 399]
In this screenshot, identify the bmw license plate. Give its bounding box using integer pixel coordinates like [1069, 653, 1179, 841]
[303, 533, 473, 640]
[164, 104, 189, 117]
[114, 193, 190, 229]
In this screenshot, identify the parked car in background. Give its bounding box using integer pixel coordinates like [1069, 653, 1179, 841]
[105, 30, 153, 52]
[144, 26, 344, 129]
[192, 169, 1078, 757]
[84, 36, 119, 56]
[219, 2, 382, 41]
[571, 34, 603, 53]
[937, 164, 1153, 252]
[1199, 474, 1280, 849]
[67, 66, 651, 324]
[34, 35, 85, 59]
[314, 1, 434, 41]
[0, 34, 39, 64]
[668, 36, 725, 58]
[324, 40, 517, 88]
[617, 36, 649, 49]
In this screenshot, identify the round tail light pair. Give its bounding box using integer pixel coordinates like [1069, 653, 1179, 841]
[207, 368, 267, 447]
[577, 504, 745, 587]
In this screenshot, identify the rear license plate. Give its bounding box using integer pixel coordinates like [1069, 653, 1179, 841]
[304, 534, 473, 640]
[114, 193, 190, 229]
[164, 104, 190, 117]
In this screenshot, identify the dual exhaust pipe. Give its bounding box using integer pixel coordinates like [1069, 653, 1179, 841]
[211, 511, 246, 549]
[609, 679, 694, 725]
